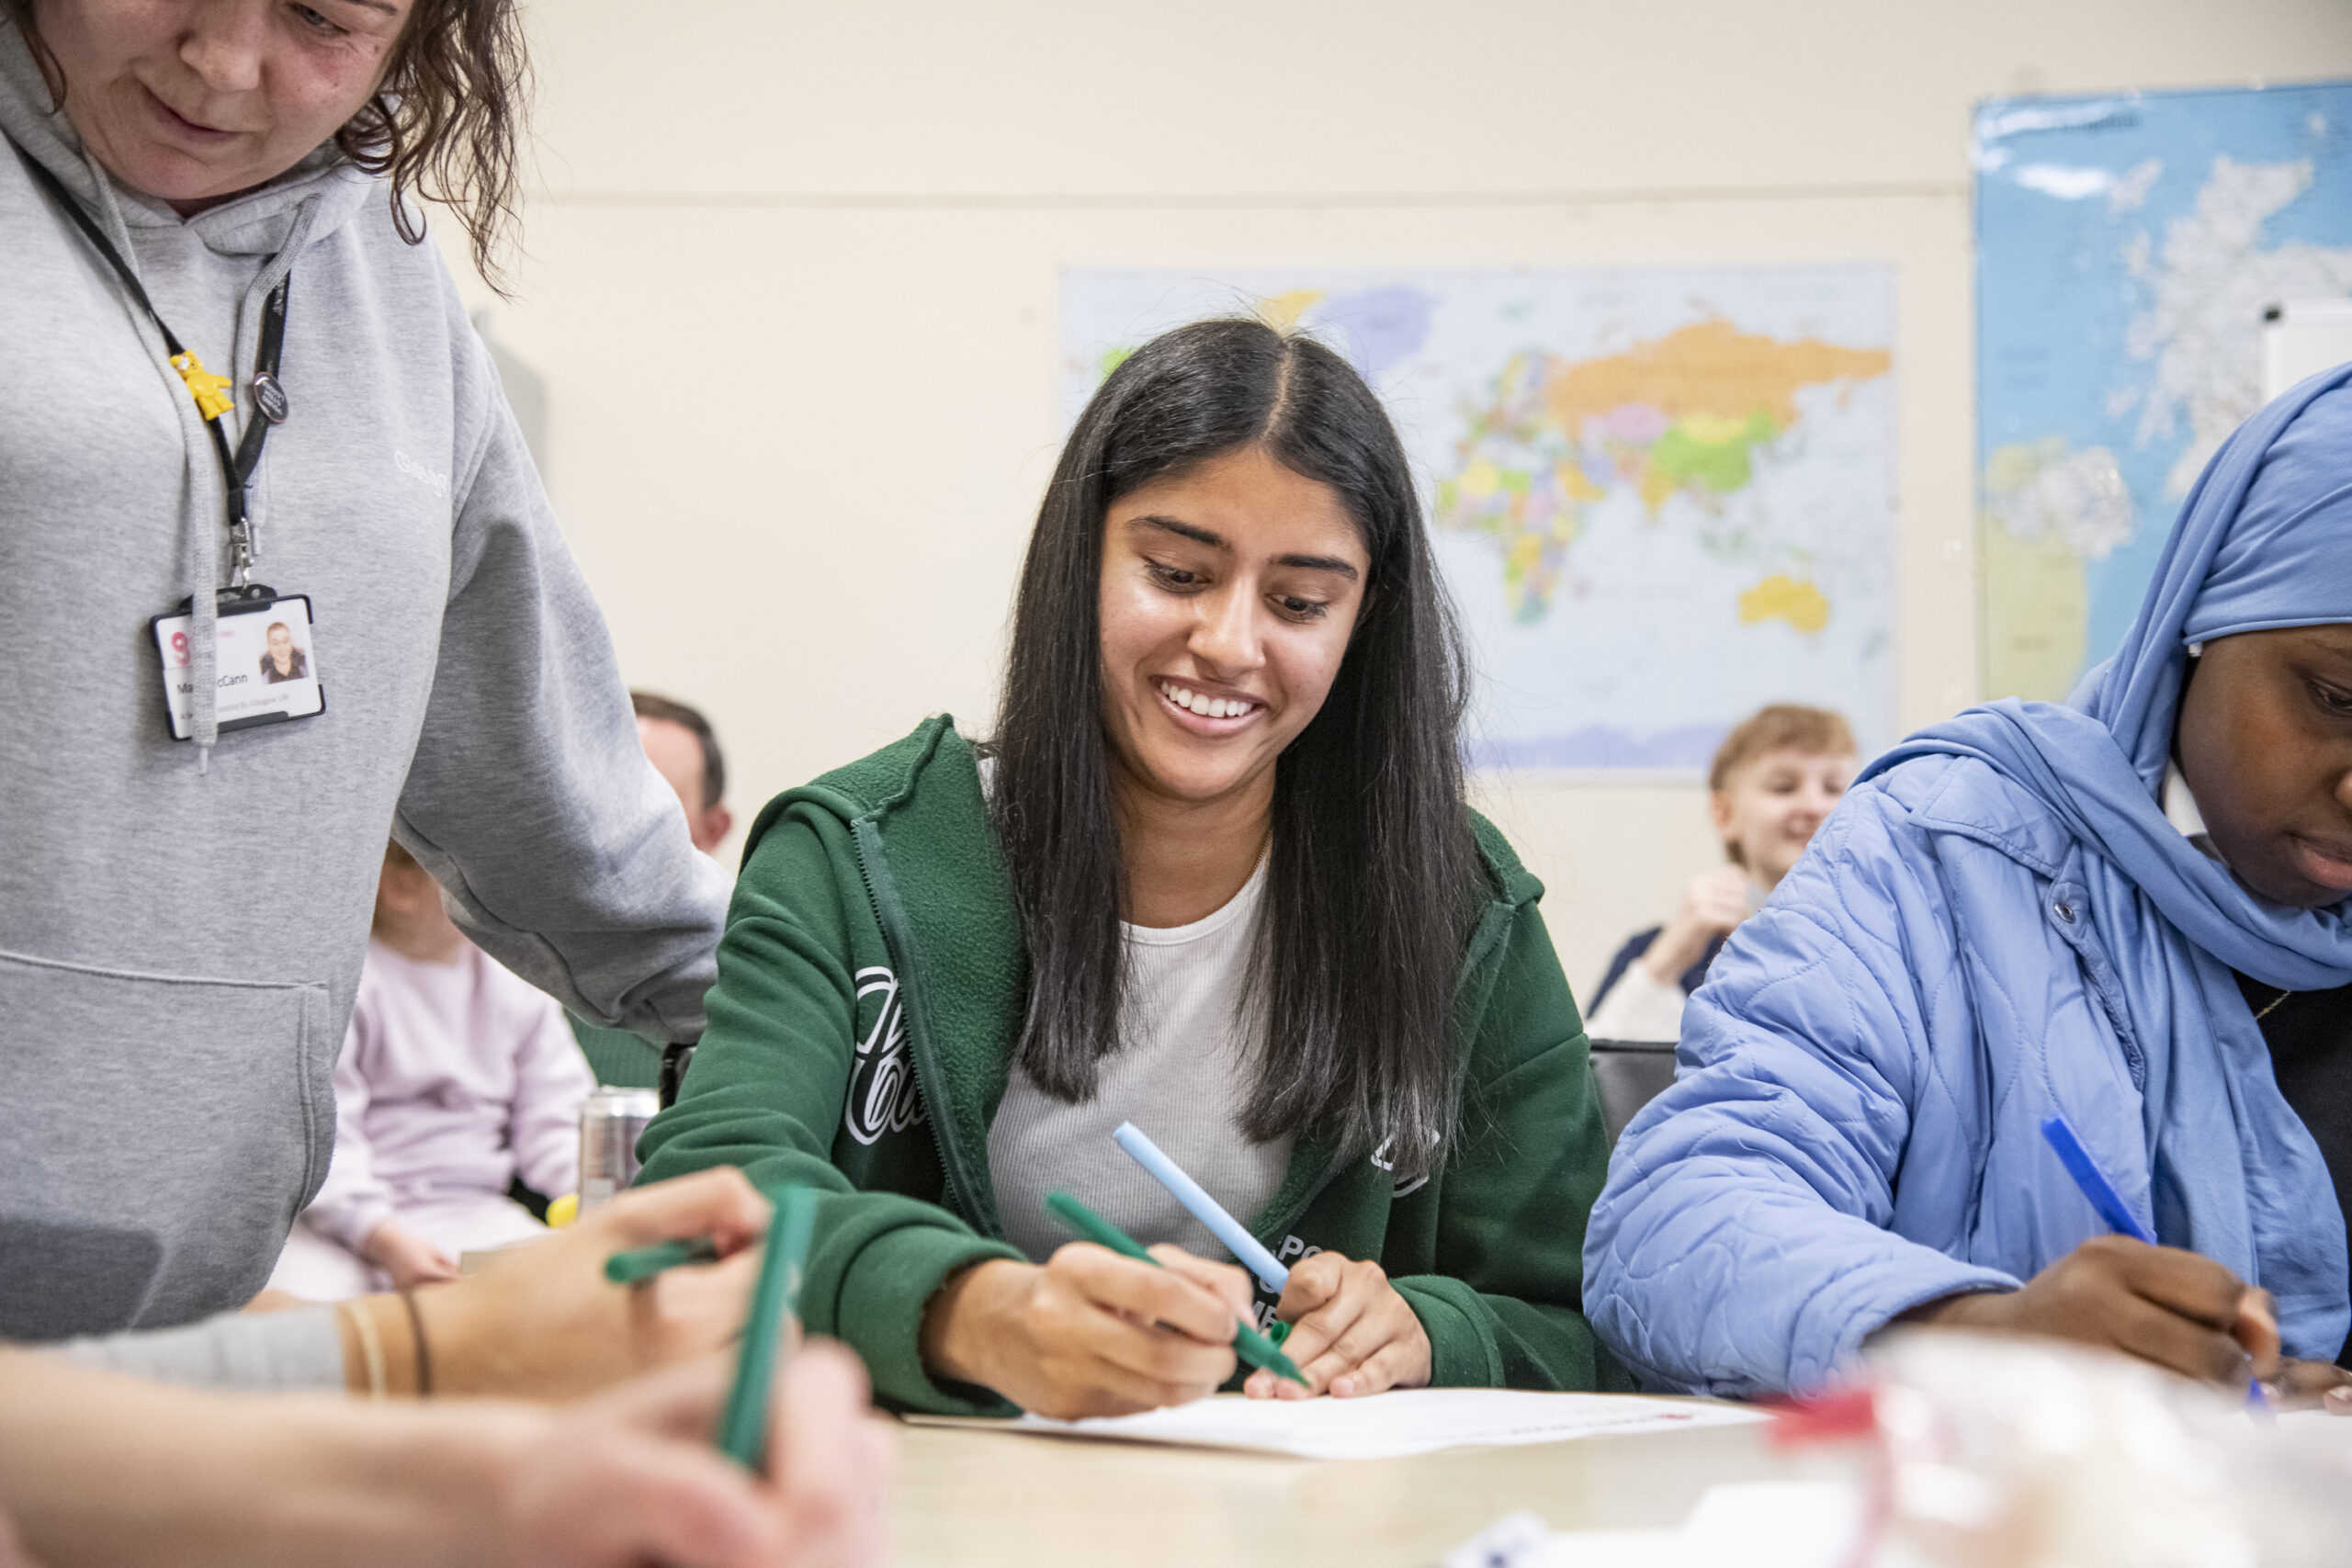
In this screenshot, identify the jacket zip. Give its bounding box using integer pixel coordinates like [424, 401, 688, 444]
[1250, 1139, 1346, 1256]
[848, 814, 1003, 1240]
[1248, 894, 1519, 1255]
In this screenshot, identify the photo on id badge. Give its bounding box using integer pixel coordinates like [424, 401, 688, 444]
[152, 593, 326, 739]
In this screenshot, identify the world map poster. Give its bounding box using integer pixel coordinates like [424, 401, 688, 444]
[1060, 266, 1896, 774]
[1975, 81, 2352, 702]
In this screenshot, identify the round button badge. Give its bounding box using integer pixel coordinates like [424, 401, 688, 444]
[251, 371, 290, 425]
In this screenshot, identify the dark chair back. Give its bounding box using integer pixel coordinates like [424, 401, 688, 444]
[1587, 1039, 1680, 1145]
[659, 1042, 697, 1111]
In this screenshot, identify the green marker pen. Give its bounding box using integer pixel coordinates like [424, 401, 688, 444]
[603, 1235, 721, 1285]
[718, 1185, 820, 1469]
[1045, 1190, 1308, 1388]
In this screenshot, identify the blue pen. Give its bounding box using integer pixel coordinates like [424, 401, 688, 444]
[1113, 1121, 1290, 1292]
[2041, 1114, 2270, 1413]
[2041, 1113, 2156, 1246]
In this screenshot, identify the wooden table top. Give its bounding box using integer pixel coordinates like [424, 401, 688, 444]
[885, 1400, 1794, 1568]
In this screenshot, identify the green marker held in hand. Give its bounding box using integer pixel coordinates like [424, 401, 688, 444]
[1044, 1190, 1309, 1389]
[718, 1184, 820, 1470]
[602, 1235, 722, 1285]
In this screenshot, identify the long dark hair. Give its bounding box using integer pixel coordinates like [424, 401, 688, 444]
[6, 0, 530, 288]
[991, 319, 1478, 1179]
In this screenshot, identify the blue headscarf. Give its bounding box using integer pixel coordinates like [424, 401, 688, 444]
[1860, 366, 2352, 1357]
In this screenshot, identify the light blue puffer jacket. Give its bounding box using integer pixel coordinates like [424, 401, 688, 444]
[1581, 747, 2341, 1395]
[1587, 367, 2352, 1398]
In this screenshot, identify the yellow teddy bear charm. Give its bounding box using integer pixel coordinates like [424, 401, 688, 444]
[168, 349, 235, 421]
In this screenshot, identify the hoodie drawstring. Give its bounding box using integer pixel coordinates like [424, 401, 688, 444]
[187, 192, 322, 768]
[66, 152, 226, 771]
[19, 118, 338, 773]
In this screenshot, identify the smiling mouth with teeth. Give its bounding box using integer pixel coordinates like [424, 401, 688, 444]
[1156, 679, 1261, 722]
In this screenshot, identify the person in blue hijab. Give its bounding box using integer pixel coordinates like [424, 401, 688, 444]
[1583, 368, 2352, 1411]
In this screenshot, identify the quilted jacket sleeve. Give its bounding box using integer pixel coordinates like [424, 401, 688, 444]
[1580, 785, 2018, 1396]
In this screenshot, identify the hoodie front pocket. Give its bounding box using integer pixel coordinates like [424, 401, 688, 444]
[0, 947, 330, 1338]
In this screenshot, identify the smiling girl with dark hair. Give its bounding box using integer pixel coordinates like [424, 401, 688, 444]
[639, 319, 1624, 1418]
[994, 319, 1477, 1186]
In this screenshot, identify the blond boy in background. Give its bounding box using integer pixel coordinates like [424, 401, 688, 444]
[1584, 705, 1859, 1043]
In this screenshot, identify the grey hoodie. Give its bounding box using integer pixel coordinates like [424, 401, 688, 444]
[0, 24, 729, 1340]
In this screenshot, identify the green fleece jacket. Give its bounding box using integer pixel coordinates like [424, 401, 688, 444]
[636, 716, 1628, 1415]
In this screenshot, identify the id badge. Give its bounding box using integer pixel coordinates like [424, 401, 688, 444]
[151, 590, 327, 741]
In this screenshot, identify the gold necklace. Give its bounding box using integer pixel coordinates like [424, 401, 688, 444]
[2253, 987, 2295, 1022]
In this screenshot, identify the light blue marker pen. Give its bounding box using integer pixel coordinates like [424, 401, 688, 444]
[1113, 1121, 1289, 1292]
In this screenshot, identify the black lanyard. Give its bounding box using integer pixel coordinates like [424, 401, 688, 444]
[11, 141, 289, 589]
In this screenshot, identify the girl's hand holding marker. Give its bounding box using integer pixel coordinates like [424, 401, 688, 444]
[1113, 1122, 1433, 1403]
[919, 1225, 1260, 1421]
[1241, 1250, 1433, 1402]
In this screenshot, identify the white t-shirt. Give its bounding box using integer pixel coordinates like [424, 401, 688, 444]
[988, 855, 1293, 1265]
[1583, 956, 1690, 1043]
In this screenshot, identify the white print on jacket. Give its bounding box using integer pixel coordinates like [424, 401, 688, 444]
[1370, 1132, 1437, 1200]
[844, 965, 926, 1145]
[392, 448, 449, 498]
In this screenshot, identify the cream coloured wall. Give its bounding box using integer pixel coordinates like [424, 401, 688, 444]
[442, 0, 2352, 1000]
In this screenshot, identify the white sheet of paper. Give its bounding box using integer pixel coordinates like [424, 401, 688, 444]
[911, 1389, 1765, 1461]
[1445, 1483, 1863, 1568]
[2277, 1408, 2347, 1426]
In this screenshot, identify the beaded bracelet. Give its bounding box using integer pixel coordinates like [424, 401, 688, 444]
[340, 1299, 387, 1402]
[399, 1290, 434, 1397]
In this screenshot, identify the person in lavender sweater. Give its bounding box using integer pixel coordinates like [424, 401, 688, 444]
[268, 842, 595, 1298]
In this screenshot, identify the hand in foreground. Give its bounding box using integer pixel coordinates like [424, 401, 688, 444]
[2263, 1357, 2352, 1415]
[362, 1220, 460, 1291]
[0, 1337, 887, 1568]
[1645, 866, 1755, 982]
[415, 1167, 772, 1399]
[1243, 1249, 1430, 1400]
[495, 1342, 893, 1568]
[1905, 1235, 2278, 1386]
[920, 1244, 1253, 1420]
[0, 1507, 37, 1568]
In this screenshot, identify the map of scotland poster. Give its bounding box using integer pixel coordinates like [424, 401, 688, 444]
[1975, 81, 2352, 701]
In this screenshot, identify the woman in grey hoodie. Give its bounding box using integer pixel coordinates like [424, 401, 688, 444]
[0, 6, 900, 1562]
[0, 0, 729, 1363]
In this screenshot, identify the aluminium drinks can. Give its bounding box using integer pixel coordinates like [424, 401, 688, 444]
[579, 1086, 661, 1213]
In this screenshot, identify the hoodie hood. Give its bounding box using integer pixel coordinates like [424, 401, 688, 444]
[1, 17, 373, 761]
